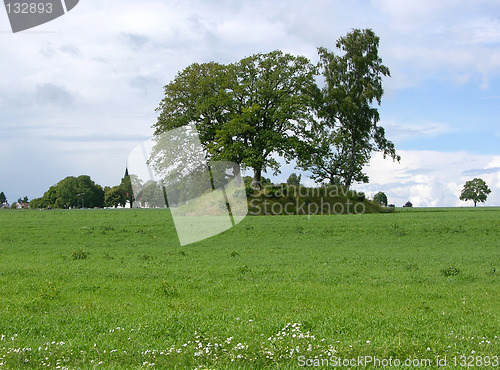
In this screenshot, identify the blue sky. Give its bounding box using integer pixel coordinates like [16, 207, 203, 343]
[0, 0, 499, 207]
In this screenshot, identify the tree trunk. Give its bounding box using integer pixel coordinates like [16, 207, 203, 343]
[232, 162, 242, 187]
[344, 137, 356, 191]
[252, 168, 262, 190]
[474, 201, 477, 207]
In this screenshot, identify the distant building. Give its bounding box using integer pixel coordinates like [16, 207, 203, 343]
[16, 202, 30, 209]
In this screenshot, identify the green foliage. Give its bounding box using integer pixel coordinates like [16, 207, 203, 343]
[247, 184, 382, 215]
[441, 266, 461, 277]
[153, 51, 317, 190]
[17, 196, 28, 204]
[70, 248, 88, 260]
[373, 191, 388, 207]
[299, 29, 399, 189]
[104, 185, 126, 208]
[403, 201, 413, 208]
[460, 178, 492, 207]
[138, 180, 166, 208]
[0, 191, 6, 204]
[153, 32, 400, 191]
[35, 175, 104, 209]
[120, 173, 134, 207]
[157, 280, 179, 297]
[286, 173, 301, 186]
[29, 197, 44, 209]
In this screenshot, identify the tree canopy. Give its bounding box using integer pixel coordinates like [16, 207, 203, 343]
[153, 29, 398, 191]
[298, 29, 399, 189]
[460, 178, 491, 207]
[31, 175, 104, 209]
[153, 51, 317, 190]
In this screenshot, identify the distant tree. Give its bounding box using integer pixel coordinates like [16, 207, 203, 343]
[75, 175, 105, 208]
[37, 175, 104, 208]
[10, 203, 17, 209]
[0, 192, 6, 204]
[29, 198, 44, 209]
[460, 178, 491, 207]
[373, 191, 388, 207]
[104, 186, 126, 208]
[140, 180, 166, 208]
[22, 196, 28, 203]
[298, 133, 369, 185]
[287, 173, 302, 187]
[403, 201, 413, 208]
[121, 169, 135, 207]
[55, 176, 79, 208]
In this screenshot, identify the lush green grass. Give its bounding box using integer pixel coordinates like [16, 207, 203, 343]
[0, 208, 498, 368]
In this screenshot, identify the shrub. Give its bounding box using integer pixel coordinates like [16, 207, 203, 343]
[71, 249, 88, 260]
[441, 266, 460, 277]
[403, 201, 413, 208]
[286, 173, 301, 186]
[158, 281, 179, 296]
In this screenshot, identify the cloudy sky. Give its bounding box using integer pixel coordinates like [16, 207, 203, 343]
[1, 0, 499, 207]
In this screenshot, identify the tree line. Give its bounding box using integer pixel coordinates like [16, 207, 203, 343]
[153, 28, 400, 191]
[28, 174, 134, 209]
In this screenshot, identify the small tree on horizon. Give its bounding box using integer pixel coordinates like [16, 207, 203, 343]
[373, 191, 388, 207]
[460, 178, 491, 207]
[287, 173, 302, 187]
[0, 192, 7, 204]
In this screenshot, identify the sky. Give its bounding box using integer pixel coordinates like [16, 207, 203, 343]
[0, 0, 499, 207]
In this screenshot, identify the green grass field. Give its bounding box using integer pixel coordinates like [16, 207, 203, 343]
[0, 208, 499, 368]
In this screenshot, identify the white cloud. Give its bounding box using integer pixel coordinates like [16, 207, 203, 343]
[357, 151, 500, 207]
[381, 120, 453, 142]
[371, 0, 457, 33]
[372, 0, 500, 89]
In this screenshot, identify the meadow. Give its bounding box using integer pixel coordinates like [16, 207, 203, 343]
[0, 207, 498, 368]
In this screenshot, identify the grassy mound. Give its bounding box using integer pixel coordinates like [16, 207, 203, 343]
[245, 185, 387, 215]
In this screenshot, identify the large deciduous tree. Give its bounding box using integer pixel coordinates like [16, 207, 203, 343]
[460, 178, 491, 207]
[217, 51, 316, 189]
[33, 175, 104, 209]
[299, 29, 399, 189]
[153, 51, 317, 190]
